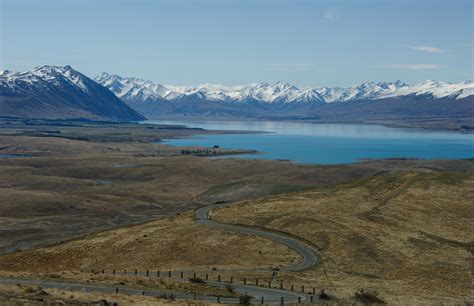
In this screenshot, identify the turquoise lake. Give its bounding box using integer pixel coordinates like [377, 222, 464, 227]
[146, 120, 474, 165]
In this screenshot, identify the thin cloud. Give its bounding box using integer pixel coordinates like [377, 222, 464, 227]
[322, 9, 338, 21]
[379, 64, 440, 70]
[402, 45, 443, 53]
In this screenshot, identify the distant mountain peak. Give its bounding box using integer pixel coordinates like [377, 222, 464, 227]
[95, 73, 474, 107]
[0, 65, 145, 121]
[0, 69, 10, 77]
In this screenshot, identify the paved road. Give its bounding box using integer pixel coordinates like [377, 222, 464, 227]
[0, 277, 309, 304]
[195, 203, 318, 272]
[1, 203, 318, 304]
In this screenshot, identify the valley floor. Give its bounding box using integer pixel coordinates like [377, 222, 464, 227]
[0, 118, 472, 304]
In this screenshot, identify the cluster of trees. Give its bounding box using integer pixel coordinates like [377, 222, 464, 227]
[181, 148, 220, 156]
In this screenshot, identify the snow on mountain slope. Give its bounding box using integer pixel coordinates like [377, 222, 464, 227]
[0, 69, 11, 77]
[96, 73, 473, 105]
[2, 65, 90, 93]
[0, 66, 145, 121]
[380, 80, 474, 100]
[316, 81, 409, 102]
[96, 74, 325, 104]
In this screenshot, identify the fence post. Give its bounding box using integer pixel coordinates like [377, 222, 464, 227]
[280, 297, 284, 305]
[261, 296, 264, 304]
[298, 296, 301, 303]
[268, 280, 271, 288]
[206, 273, 208, 281]
[230, 276, 233, 283]
[244, 278, 246, 285]
[280, 282, 283, 289]
[193, 272, 196, 279]
[134, 269, 137, 275]
[124, 269, 126, 275]
[181, 272, 184, 278]
[291, 284, 294, 291]
[102, 270, 104, 274]
[218, 274, 221, 282]
[217, 295, 221, 303]
[157, 270, 160, 277]
[115, 288, 118, 294]
[146, 270, 149, 277]
[113, 269, 115, 275]
[312, 287, 315, 295]
[256, 278, 259, 286]
[142, 291, 145, 295]
[168, 270, 171, 277]
[310, 295, 314, 303]
[302, 285, 305, 293]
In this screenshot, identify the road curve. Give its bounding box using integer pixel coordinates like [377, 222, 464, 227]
[195, 203, 318, 272]
[0, 277, 308, 304]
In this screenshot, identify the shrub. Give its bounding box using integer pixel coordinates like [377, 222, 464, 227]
[319, 289, 330, 300]
[189, 277, 206, 284]
[160, 293, 176, 301]
[353, 289, 385, 305]
[225, 284, 235, 293]
[239, 294, 252, 305]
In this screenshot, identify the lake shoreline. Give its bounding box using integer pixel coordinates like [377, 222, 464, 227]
[149, 119, 474, 165]
[146, 115, 474, 134]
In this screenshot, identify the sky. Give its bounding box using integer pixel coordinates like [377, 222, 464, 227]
[0, 0, 473, 87]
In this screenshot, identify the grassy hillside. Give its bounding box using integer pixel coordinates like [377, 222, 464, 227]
[1, 170, 472, 304]
[211, 171, 474, 304]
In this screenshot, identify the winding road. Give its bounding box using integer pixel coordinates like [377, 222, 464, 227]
[195, 202, 318, 272]
[0, 203, 318, 304]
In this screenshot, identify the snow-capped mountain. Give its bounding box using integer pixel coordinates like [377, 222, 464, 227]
[0, 69, 11, 77]
[96, 73, 473, 106]
[95, 73, 327, 104]
[314, 81, 410, 102]
[1, 65, 472, 122]
[0, 66, 145, 121]
[381, 80, 474, 100]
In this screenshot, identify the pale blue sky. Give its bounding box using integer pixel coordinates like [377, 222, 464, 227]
[1, 0, 472, 86]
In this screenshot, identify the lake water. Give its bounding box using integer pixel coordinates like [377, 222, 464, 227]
[146, 120, 474, 164]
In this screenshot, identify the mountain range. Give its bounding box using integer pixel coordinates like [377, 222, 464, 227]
[96, 73, 473, 104]
[1, 65, 473, 123]
[0, 66, 145, 121]
[95, 72, 474, 120]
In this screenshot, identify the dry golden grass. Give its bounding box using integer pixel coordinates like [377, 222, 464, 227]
[0, 172, 474, 304]
[0, 270, 241, 298]
[0, 131, 391, 253]
[2, 122, 474, 304]
[2, 123, 472, 254]
[211, 171, 474, 304]
[0, 283, 217, 305]
[2, 171, 472, 304]
[0, 212, 300, 273]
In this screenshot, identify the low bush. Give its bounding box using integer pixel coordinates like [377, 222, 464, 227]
[159, 293, 176, 301]
[239, 294, 252, 305]
[189, 277, 206, 284]
[225, 284, 235, 293]
[353, 289, 385, 305]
